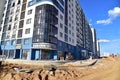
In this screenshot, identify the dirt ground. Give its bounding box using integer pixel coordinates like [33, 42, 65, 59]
[0, 57, 120, 80]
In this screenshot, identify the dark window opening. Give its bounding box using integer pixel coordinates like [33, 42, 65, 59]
[17, 39, 21, 44]
[12, 3, 15, 7]
[18, 0, 21, 4]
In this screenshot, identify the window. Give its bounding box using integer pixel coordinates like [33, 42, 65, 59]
[60, 14, 63, 20]
[24, 38, 29, 44]
[25, 28, 30, 34]
[1, 20, 3, 24]
[6, 32, 10, 39]
[19, 20, 24, 28]
[69, 30, 71, 34]
[12, 2, 15, 7]
[22, 49, 29, 59]
[10, 9, 14, 14]
[17, 29, 23, 37]
[72, 39, 74, 43]
[26, 18, 31, 24]
[60, 32, 63, 37]
[8, 24, 11, 30]
[11, 40, 16, 45]
[27, 9, 32, 15]
[6, 41, 10, 45]
[4, 50, 8, 57]
[65, 27, 68, 34]
[69, 16, 71, 21]
[69, 37, 71, 42]
[16, 6, 20, 13]
[49, 36, 57, 44]
[22, 3, 26, 11]
[0, 27, 1, 31]
[69, 23, 71, 28]
[60, 23, 63, 28]
[20, 12, 25, 19]
[1, 41, 4, 45]
[2, 33, 6, 40]
[72, 9, 74, 12]
[17, 39, 21, 44]
[12, 31, 16, 38]
[13, 23, 17, 29]
[72, 32, 74, 37]
[72, 3, 74, 6]
[69, 4, 71, 8]
[17, 0, 21, 4]
[65, 34, 68, 42]
[15, 14, 18, 21]
[9, 50, 14, 58]
[69, 10, 71, 15]
[28, 1, 34, 7]
[9, 17, 12, 22]
[4, 18, 9, 24]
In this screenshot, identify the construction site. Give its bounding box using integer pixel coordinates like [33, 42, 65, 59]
[0, 55, 120, 80]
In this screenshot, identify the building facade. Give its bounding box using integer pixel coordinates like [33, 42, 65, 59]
[91, 28, 100, 58]
[0, 0, 6, 55]
[0, 0, 6, 41]
[0, 0, 94, 60]
[96, 40, 100, 58]
[91, 28, 97, 58]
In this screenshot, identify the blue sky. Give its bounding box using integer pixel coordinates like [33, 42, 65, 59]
[78, 0, 120, 55]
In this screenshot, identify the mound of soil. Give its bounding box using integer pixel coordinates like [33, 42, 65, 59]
[0, 57, 120, 80]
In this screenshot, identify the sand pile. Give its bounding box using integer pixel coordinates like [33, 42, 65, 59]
[101, 57, 115, 61]
[0, 57, 120, 80]
[0, 63, 89, 80]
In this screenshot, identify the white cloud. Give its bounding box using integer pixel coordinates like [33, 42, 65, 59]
[108, 7, 120, 18]
[98, 39, 110, 43]
[96, 7, 120, 25]
[89, 23, 92, 26]
[100, 39, 120, 54]
[97, 18, 111, 25]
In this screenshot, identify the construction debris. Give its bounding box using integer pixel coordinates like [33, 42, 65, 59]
[13, 67, 34, 73]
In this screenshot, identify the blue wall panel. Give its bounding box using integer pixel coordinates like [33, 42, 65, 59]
[22, 38, 32, 49]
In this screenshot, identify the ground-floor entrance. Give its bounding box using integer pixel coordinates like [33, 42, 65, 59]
[15, 49, 20, 59]
[41, 50, 50, 60]
[31, 49, 57, 60]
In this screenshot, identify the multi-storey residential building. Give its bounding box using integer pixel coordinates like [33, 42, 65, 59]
[0, 0, 6, 55]
[96, 40, 100, 58]
[0, 0, 6, 40]
[0, 0, 94, 60]
[0, 0, 6, 24]
[91, 28, 98, 58]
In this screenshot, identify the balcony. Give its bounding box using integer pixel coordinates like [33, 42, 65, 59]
[21, 3, 26, 11]
[19, 20, 24, 28]
[20, 12, 25, 19]
[23, 0, 27, 3]
[32, 43, 57, 50]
